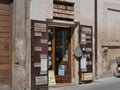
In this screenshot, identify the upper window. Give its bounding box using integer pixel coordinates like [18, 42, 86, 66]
[0, 0, 13, 4]
[53, 0, 74, 21]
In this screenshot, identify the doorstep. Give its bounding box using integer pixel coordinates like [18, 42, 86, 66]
[49, 83, 76, 89]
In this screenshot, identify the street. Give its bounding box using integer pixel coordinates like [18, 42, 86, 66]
[49, 76, 120, 90]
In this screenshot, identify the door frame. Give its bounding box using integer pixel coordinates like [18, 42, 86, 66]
[49, 26, 71, 83]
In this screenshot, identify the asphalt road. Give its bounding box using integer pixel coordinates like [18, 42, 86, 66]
[49, 77, 120, 90]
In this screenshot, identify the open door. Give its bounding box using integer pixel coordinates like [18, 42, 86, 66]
[48, 27, 71, 83]
[31, 20, 48, 90]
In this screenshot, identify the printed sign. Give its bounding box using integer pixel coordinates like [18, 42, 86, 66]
[34, 47, 42, 51]
[81, 57, 87, 72]
[40, 54, 47, 59]
[40, 58, 47, 75]
[86, 48, 92, 51]
[49, 70, 56, 86]
[35, 76, 47, 85]
[41, 39, 48, 44]
[34, 62, 41, 68]
[34, 23, 46, 32]
[81, 73, 93, 81]
[34, 32, 42, 37]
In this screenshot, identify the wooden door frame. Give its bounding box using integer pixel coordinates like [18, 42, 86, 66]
[49, 26, 71, 83]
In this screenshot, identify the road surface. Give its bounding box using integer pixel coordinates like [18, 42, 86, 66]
[49, 76, 120, 90]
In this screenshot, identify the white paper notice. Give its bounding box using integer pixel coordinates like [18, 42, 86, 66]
[41, 59, 47, 71]
[81, 57, 87, 70]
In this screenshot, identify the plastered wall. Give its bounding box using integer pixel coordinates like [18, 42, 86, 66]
[97, 0, 120, 78]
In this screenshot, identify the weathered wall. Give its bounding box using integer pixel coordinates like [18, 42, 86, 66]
[12, 0, 30, 90]
[78, 0, 95, 79]
[97, 0, 120, 78]
[73, 0, 95, 83]
[10, 0, 120, 90]
[30, 0, 53, 20]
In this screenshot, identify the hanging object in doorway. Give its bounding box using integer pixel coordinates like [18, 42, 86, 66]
[74, 45, 82, 58]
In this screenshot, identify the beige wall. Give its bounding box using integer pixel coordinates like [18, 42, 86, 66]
[30, 0, 53, 20]
[97, 0, 120, 78]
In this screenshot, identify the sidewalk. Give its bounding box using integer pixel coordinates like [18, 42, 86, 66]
[49, 76, 120, 90]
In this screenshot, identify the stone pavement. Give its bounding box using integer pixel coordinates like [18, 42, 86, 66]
[49, 76, 120, 90]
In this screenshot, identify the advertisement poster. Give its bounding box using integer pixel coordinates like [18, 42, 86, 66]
[49, 70, 56, 86]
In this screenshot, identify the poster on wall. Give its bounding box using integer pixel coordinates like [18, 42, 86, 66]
[35, 76, 47, 85]
[40, 58, 47, 74]
[81, 57, 87, 72]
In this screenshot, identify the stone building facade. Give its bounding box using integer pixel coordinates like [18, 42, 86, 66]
[0, 0, 120, 90]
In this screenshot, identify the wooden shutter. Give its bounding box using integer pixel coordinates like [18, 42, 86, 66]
[0, 3, 12, 85]
[79, 25, 93, 83]
[31, 20, 48, 90]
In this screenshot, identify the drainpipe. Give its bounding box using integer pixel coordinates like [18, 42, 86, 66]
[95, 0, 98, 80]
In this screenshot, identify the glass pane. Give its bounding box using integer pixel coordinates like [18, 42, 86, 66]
[58, 64, 68, 76]
[55, 28, 68, 76]
[55, 29, 68, 62]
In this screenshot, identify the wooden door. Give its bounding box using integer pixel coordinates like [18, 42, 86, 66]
[31, 20, 48, 90]
[0, 2, 12, 86]
[49, 27, 71, 83]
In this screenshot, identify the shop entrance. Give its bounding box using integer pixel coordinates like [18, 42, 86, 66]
[48, 27, 71, 83]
